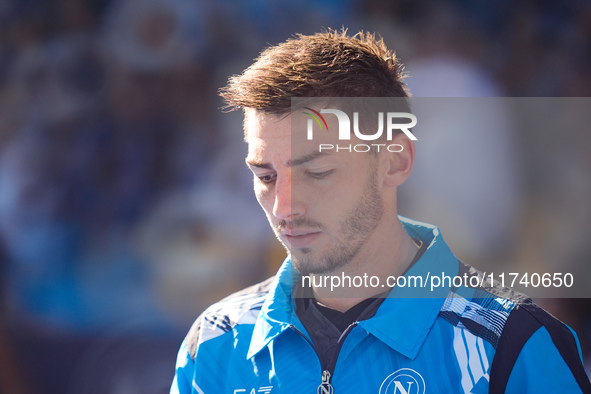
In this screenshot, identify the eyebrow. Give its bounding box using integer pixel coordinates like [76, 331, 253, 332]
[246, 151, 331, 169]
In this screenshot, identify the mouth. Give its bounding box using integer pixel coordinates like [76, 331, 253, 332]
[282, 231, 321, 248]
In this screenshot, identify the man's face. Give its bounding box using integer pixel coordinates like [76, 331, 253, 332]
[245, 110, 385, 275]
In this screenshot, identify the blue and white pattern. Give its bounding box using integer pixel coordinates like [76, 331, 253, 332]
[440, 292, 515, 348]
[199, 292, 266, 343]
[453, 325, 491, 392]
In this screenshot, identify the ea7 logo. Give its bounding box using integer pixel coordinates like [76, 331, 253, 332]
[379, 368, 425, 394]
[233, 387, 272, 394]
[305, 109, 417, 141]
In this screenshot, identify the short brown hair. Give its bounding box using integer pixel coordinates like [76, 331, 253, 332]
[219, 29, 408, 114]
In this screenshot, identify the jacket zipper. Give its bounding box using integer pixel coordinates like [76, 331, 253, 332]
[319, 370, 332, 393]
[291, 321, 359, 393]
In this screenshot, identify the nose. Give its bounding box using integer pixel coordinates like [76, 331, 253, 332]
[272, 171, 303, 220]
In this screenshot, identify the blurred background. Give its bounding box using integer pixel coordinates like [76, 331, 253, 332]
[0, 0, 590, 392]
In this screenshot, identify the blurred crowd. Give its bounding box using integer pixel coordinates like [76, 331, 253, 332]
[0, 0, 590, 393]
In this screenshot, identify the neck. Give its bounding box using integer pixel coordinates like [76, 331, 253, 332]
[310, 218, 419, 313]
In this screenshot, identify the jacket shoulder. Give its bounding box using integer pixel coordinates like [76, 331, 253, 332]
[439, 261, 590, 392]
[489, 294, 591, 392]
[185, 276, 275, 360]
[438, 261, 531, 348]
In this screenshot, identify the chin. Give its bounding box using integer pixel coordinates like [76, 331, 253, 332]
[290, 255, 319, 276]
[291, 257, 339, 277]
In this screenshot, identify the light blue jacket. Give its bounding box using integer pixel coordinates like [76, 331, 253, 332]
[171, 218, 590, 393]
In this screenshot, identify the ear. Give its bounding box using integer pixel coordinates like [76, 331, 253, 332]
[381, 133, 415, 188]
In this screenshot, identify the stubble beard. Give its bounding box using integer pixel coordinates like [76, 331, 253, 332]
[275, 163, 384, 276]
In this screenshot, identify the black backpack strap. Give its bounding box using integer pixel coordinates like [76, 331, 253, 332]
[528, 304, 591, 393]
[489, 300, 591, 393]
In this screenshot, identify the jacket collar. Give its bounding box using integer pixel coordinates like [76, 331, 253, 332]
[247, 217, 459, 360]
[358, 217, 459, 359]
[247, 257, 298, 359]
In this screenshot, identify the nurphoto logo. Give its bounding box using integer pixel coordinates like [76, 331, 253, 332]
[303, 107, 417, 153]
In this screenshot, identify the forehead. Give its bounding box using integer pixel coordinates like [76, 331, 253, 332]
[245, 108, 321, 136]
[244, 109, 373, 172]
[244, 110, 318, 161]
[244, 110, 291, 140]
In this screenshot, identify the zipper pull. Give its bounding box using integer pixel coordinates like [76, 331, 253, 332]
[317, 370, 334, 394]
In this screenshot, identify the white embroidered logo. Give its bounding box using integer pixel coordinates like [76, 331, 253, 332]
[379, 368, 425, 394]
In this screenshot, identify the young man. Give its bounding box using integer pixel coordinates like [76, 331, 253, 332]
[171, 30, 590, 393]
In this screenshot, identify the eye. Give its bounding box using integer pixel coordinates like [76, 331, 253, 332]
[307, 169, 334, 179]
[257, 173, 277, 184]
